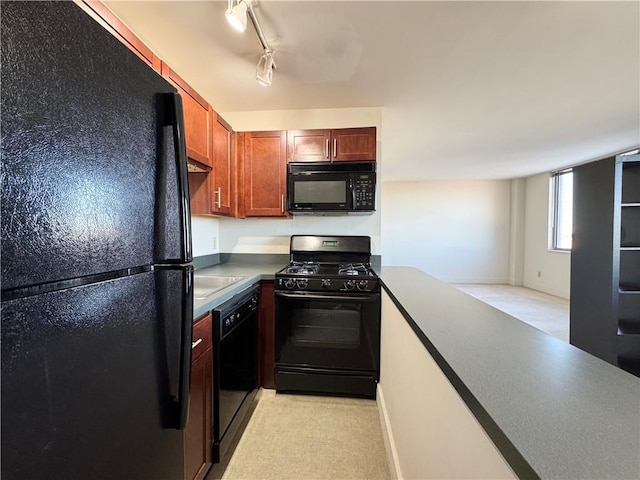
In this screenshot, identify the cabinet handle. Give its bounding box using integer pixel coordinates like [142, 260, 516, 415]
[214, 187, 221, 209]
[191, 338, 203, 349]
[281, 193, 285, 213]
[325, 139, 329, 159]
[333, 138, 337, 159]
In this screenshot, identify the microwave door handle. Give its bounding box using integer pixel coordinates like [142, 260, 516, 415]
[351, 177, 356, 210]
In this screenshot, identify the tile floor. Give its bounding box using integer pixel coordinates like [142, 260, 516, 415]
[453, 283, 570, 342]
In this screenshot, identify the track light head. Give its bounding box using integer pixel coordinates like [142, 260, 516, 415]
[225, 0, 248, 32]
[256, 51, 275, 87]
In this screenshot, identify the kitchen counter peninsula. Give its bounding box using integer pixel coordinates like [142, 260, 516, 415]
[377, 266, 640, 480]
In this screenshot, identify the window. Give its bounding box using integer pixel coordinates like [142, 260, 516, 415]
[551, 169, 573, 250]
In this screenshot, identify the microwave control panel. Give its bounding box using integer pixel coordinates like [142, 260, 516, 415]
[354, 173, 375, 209]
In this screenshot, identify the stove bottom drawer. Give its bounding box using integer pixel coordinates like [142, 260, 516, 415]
[275, 368, 377, 398]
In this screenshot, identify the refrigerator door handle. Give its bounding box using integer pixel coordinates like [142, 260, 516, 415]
[169, 92, 193, 263]
[173, 265, 193, 429]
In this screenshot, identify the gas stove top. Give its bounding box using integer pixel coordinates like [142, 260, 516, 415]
[281, 261, 376, 277]
[276, 236, 379, 293]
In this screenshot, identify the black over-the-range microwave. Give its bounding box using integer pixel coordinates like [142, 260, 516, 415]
[287, 161, 376, 214]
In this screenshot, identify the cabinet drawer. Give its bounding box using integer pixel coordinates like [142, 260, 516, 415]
[192, 313, 212, 360]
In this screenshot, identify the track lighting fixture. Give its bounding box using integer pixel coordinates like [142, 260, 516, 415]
[256, 50, 275, 87]
[225, 0, 248, 32]
[225, 0, 276, 86]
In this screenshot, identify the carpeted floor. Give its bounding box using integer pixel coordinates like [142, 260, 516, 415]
[219, 390, 390, 480]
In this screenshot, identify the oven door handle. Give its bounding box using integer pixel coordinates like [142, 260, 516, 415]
[275, 291, 379, 302]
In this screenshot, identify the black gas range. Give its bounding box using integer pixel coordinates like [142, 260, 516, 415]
[275, 235, 379, 293]
[276, 261, 379, 293]
[274, 235, 381, 398]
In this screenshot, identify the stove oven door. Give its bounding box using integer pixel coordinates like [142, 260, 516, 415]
[274, 291, 381, 397]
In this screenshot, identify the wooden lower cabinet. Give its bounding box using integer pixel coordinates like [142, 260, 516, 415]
[184, 313, 213, 480]
[258, 281, 276, 389]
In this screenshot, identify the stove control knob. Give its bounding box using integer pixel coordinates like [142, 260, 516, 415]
[357, 280, 369, 291]
[296, 279, 308, 290]
[344, 280, 356, 291]
[284, 278, 296, 289]
[321, 279, 331, 289]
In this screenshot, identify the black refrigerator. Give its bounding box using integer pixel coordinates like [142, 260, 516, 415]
[1, 2, 193, 479]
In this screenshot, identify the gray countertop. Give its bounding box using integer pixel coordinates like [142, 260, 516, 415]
[192, 262, 285, 319]
[379, 266, 640, 480]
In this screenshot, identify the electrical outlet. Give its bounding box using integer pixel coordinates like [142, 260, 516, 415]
[212, 237, 217, 249]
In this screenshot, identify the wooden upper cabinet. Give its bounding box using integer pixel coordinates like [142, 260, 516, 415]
[287, 129, 331, 162]
[160, 62, 213, 168]
[188, 173, 211, 215]
[331, 127, 376, 162]
[76, 1, 161, 71]
[242, 131, 287, 217]
[211, 113, 235, 216]
[286, 127, 376, 163]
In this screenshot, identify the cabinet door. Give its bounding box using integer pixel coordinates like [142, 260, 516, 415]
[189, 173, 211, 215]
[76, 1, 161, 71]
[287, 129, 331, 162]
[331, 127, 377, 162]
[184, 313, 213, 480]
[161, 62, 213, 168]
[242, 131, 287, 217]
[211, 113, 234, 216]
[258, 281, 276, 389]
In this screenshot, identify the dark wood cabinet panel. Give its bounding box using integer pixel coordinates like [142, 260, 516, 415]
[258, 281, 276, 389]
[570, 154, 640, 377]
[287, 129, 331, 162]
[242, 131, 287, 217]
[211, 113, 235, 216]
[332, 127, 377, 162]
[76, 1, 161, 71]
[184, 313, 213, 480]
[161, 62, 213, 168]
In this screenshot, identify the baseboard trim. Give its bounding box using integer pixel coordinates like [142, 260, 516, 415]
[522, 280, 569, 300]
[376, 384, 402, 480]
[442, 277, 510, 284]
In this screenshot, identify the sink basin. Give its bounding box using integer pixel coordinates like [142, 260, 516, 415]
[193, 275, 247, 299]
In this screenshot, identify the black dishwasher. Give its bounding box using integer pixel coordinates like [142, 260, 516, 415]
[212, 284, 259, 463]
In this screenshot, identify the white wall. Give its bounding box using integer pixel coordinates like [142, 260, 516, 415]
[191, 215, 220, 257]
[522, 173, 571, 298]
[218, 215, 382, 255]
[381, 180, 512, 283]
[221, 107, 382, 132]
[214, 107, 383, 254]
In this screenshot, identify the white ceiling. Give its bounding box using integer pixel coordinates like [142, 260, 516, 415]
[104, 1, 640, 180]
